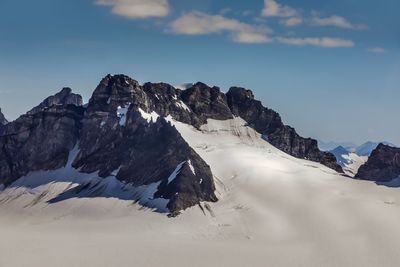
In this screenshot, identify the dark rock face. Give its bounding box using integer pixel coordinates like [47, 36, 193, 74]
[226, 87, 343, 173]
[27, 87, 83, 115]
[355, 144, 400, 182]
[72, 75, 217, 212]
[0, 105, 83, 186]
[180, 82, 233, 127]
[0, 108, 7, 135]
[0, 108, 7, 126]
[142, 81, 232, 128]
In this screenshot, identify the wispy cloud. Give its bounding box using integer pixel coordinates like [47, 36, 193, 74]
[367, 47, 387, 53]
[262, 0, 297, 18]
[169, 12, 272, 44]
[311, 15, 367, 30]
[262, 0, 303, 27]
[276, 37, 355, 48]
[95, 0, 170, 19]
[94, 0, 357, 48]
[281, 17, 303, 27]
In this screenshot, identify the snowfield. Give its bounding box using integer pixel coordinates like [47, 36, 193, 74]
[1, 117, 400, 267]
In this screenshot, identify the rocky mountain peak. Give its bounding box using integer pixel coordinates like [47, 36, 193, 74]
[0, 108, 7, 125]
[27, 87, 83, 115]
[355, 144, 400, 182]
[0, 73, 345, 215]
[227, 86, 255, 101]
[87, 74, 145, 113]
[0, 108, 8, 135]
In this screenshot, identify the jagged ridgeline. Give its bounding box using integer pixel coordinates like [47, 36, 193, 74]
[356, 144, 400, 182]
[0, 74, 342, 215]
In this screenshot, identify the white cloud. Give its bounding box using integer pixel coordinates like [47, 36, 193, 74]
[367, 47, 386, 53]
[169, 12, 272, 44]
[262, 0, 297, 17]
[311, 15, 367, 30]
[276, 37, 355, 48]
[95, 0, 170, 19]
[281, 17, 303, 26]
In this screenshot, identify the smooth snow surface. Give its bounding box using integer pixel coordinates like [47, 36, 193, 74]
[1, 117, 400, 267]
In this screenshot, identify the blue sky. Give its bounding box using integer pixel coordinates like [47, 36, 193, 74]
[0, 0, 399, 145]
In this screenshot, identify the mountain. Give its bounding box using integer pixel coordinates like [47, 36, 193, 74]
[175, 83, 194, 90]
[27, 87, 83, 115]
[0, 108, 7, 135]
[318, 141, 357, 152]
[0, 108, 7, 125]
[356, 144, 400, 182]
[0, 74, 342, 216]
[330, 146, 368, 177]
[354, 141, 396, 157]
[2, 75, 400, 266]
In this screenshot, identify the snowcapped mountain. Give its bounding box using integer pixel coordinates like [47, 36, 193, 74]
[330, 146, 368, 177]
[1, 74, 400, 266]
[0, 74, 342, 216]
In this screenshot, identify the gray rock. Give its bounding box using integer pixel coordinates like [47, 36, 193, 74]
[0, 105, 84, 185]
[355, 144, 400, 182]
[27, 87, 83, 115]
[0, 108, 8, 135]
[73, 75, 218, 213]
[0, 108, 7, 126]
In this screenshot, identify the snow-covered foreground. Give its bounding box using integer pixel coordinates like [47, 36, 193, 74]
[1, 118, 400, 267]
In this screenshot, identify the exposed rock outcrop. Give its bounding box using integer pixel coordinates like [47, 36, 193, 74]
[0, 108, 7, 126]
[226, 87, 343, 173]
[73, 75, 217, 213]
[27, 87, 83, 115]
[0, 105, 84, 185]
[355, 144, 400, 182]
[0, 108, 7, 135]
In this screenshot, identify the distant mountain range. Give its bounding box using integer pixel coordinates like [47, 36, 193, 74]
[319, 141, 397, 156]
[324, 141, 398, 177]
[329, 146, 368, 177]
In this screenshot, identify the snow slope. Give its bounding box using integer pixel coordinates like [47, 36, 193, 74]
[1, 117, 400, 267]
[330, 146, 368, 177]
[341, 153, 368, 177]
